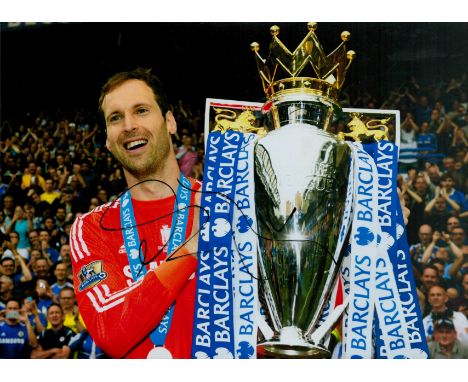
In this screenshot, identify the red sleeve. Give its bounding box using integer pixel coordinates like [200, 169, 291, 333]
[70, 211, 196, 358]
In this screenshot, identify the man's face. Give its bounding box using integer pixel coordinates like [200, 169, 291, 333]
[54, 263, 67, 281]
[56, 208, 66, 221]
[47, 305, 63, 327]
[30, 250, 41, 261]
[45, 179, 54, 192]
[428, 168, 440, 184]
[29, 231, 39, 244]
[60, 244, 71, 259]
[103, 79, 176, 179]
[35, 260, 49, 277]
[440, 177, 454, 190]
[59, 290, 75, 310]
[5, 300, 20, 323]
[428, 286, 448, 310]
[9, 232, 19, 245]
[28, 163, 37, 175]
[434, 197, 447, 212]
[443, 158, 455, 172]
[418, 226, 432, 245]
[1, 259, 15, 276]
[39, 231, 50, 243]
[450, 228, 465, 246]
[44, 218, 55, 231]
[433, 327, 457, 347]
[421, 268, 438, 289]
[0, 276, 13, 294]
[446, 218, 460, 233]
[3, 196, 14, 210]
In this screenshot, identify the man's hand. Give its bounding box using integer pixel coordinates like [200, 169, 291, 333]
[432, 231, 442, 243]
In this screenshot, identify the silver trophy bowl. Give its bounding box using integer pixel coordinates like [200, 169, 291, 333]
[255, 94, 350, 358]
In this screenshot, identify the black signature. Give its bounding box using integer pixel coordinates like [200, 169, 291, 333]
[99, 177, 336, 280]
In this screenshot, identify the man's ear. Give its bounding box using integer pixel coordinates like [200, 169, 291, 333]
[165, 111, 177, 135]
[105, 137, 111, 152]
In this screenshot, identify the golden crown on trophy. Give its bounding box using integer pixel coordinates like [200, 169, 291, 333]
[251, 22, 356, 101]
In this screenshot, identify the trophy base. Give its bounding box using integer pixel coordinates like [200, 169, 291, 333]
[257, 326, 331, 359]
[257, 343, 331, 359]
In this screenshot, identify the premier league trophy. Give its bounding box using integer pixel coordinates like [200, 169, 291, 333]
[252, 23, 356, 358]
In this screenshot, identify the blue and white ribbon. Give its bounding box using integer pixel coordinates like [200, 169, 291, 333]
[340, 141, 428, 359]
[341, 142, 378, 359]
[120, 174, 192, 358]
[231, 133, 259, 359]
[192, 131, 244, 359]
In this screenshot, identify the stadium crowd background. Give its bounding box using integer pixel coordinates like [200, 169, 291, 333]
[0, 22, 467, 358]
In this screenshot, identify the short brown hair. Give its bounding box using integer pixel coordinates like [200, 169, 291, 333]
[98, 68, 169, 117]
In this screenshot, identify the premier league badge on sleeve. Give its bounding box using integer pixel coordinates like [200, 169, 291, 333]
[78, 261, 108, 291]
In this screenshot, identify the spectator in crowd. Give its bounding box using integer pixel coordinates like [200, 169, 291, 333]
[57, 244, 73, 277]
[2, 195, 15, 232]
[445, 226, 467, 261]
[21, 161, 46, 192]
[23, 296, 46, 334]
[428, 318, 468, 358]
[35, 278, 55, 316]
[27, 249, 42, 271]
[0, 298, 38, 358]
[38, 229, 59, 264]
[2, 231, 29, 262]
[424, 194, 452, 233]
[399, 112, 419, 172]
[50, 262, 74, 298]
[32, 257, 52, 283]
[446, 216, 462, 233]
[5, 207, 32, 255]
[40, 179, 61, 205]
[0, 253, 32, 298]
[439, 173, 468, 213]
[423, 285, 468, 346]
[31, 303, 74, 358]
[422, 231, 465, 287]
[410, 224, 438, 276]
[418, 264, 441, 315]
[442, 156, 463, 190]
[55, 287, 85, 334]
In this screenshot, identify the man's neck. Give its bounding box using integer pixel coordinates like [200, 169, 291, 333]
[124, 161, 181, 201]
[432, 306, 447, 313]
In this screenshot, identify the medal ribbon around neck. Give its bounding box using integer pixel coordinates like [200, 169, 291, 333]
[120, 174, 192, 355]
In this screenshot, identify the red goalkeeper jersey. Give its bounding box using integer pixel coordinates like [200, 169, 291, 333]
[70, 179, 201, 358]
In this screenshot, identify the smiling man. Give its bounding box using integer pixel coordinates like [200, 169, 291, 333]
[70, 68, 201, 359]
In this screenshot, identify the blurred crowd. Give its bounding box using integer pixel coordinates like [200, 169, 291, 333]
[1, 72, 467, 358]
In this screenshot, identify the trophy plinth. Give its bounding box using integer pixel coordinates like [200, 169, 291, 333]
[257, 327, 331, 359]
